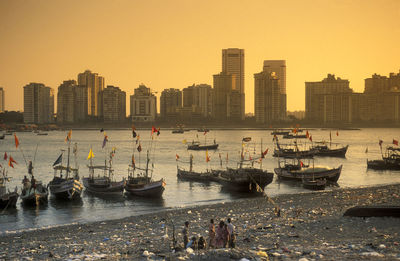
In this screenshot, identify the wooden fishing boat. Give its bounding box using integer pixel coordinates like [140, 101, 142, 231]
[177, 168, 219, 182]
[49, 143, 83, 200]
[83, 148, 125, 195]
[20, 177, 48, 206]
[187, 140, 219, 150]
[302, 177, 327, 190]
[344, 206, 400, 218]
[283, 134, 307, 139]
[273, 139, 315, 158]
[367, 146, 400, 170]
[0, 168, 18, 210]
[125, 136, 165, 197]
[215, 167, 274, 193]
[274, 159, 342, 183]
[313, 143, 349, 157]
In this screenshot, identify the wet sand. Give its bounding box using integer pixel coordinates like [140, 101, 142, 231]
[1, 184, 400, 260]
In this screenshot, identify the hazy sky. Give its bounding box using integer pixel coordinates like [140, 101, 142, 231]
[0, 0, 399, 113]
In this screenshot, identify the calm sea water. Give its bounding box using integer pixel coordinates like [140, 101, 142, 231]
[1, 128, 400, 233]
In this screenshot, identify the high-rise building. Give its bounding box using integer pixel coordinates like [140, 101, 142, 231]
[74, 85, 88, 122]
[0, 87, 4, 112]
[222, 48, 245, 120]
[99, 85, 126, 122]
[130, 84, 157, 122]
[305, 74, 354, 123]
[57, 80, 76, 123]
[213, 72, 240, 120]
[77, 70, 104, 117]
[160, 88, 182, 118]
[254, 68, 286, 124]
[23, 83, 54, 124]
[263, 60, 286, 95]
[182, 84, 213, 118]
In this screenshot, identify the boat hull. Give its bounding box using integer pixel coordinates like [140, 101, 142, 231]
[49, 178, 83, 200]
[0, 192, 19, 209]
[125, 179, 165, 197]
[273, 149, 315, 158]
[187, 144, 219, 150]
[274, 165, 342, 183]
[82, 178, 125, 195]
[21, 185, 49, 206]
[344, 206, 400, 218]
[367, 159, 400, 170]
[215, 168, 274, 193]
[314, 145, 348, 157]
[302, 178, 327, 190]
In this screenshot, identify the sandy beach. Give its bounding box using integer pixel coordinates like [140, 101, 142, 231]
[1, 184, 400, 260]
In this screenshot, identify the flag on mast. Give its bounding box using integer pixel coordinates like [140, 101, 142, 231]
[87, 148, 94, 160]
[3, 152, 7, 161]
[206, 149, 210, 162]
[14, 134, 19, 148]
[65, 130, 72, 142]
[53, 153, 63, 166]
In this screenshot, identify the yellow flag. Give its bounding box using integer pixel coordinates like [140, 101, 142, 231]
[87, 148, 94, 160]
[182, 139, 187, 144]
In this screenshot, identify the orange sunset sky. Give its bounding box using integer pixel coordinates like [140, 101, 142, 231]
[0, 0, 399, 114]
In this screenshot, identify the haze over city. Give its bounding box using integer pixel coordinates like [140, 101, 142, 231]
[1, 0, 399, 113]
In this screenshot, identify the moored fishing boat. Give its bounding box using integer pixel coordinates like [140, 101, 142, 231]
[313, 143, 349, 157]
[367, 145, 400, 170]
[302, 177, 327, 190]
[176, 154, 219, 182]
[274, 158, 342, 183]
[20, 174, 48, 206]
[0, 165, 18, 210]
[125, 127, 165, 197]
[48, 132, 83, 200]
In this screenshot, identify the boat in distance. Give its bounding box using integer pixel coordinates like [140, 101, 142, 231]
[312, 143, 349, 157]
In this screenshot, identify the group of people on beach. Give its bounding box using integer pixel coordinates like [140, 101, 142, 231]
[182, 218, 235, 250]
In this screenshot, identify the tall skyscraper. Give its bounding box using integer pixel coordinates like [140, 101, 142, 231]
[222, 48, 245, 120]
[23, 83, 54, 124]
[263, 60, 286, 95]
[57, 80, 76, 123]
[213, 72, 235, 120]
[160, 88, 182, 118]
[130, 84, 157, 122]
[77, 70, 104, 117]
[0, 87, 4, 112]
[99, 85, 126, 122]
[74, 85, 88, 122]
[254, 67, 286, 124]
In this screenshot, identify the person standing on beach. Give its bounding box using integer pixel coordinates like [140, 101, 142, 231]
[227, 218, 235, 248]
[222, 223, 229, 247]
[215, 221, 225, 248]
[208, 219, 216, 248]
[182, 221, 189, 249]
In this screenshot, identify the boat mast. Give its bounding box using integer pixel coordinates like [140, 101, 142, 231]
[190, 154, 193, 172]
[146, 150, 150, 179]
[66, 141, 71, 179]
[260, 138, 263, 169]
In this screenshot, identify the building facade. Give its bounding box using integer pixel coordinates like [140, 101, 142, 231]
[160, 88, 182, 119]
[254, 69, 286, 124]
[57, 80, 76, 123]
[263, 60, 286, 96]
[74, 85, 88, 122]
[182, 84, 213, 118]
[305, 74, 353, 124]
[0, 87, 4, 112]
[23, 83, 54, 124]
[99, 85, 126, 122]
[130, 84, 157, 122]
[77, 70, 104, 117]
[222, 48, 245, 120]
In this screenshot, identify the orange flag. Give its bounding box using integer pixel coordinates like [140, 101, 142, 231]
[14, 134, 19, 148]
[206, 150, 210, 162]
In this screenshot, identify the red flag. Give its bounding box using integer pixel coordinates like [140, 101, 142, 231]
[300, 161, 304, 167]
[10, 156, 17, 164]
[206, 150, 210, 162]
[8, 156, 17, 168]
[336, 130, 339, 136]
[309, 135, 313, 142]
[14, 134, 19, 148]
[379, 140, 383, 147]
[176, 154, 179, 161]
[131, 155, 135, 167]
[261, 148, 268, 158]
[137, 144, 142, 152]
[151, 126, 157, 135]
[306, 130, 309, 139]
[393, 139, 398, 146]
[3, 152, 7, 161]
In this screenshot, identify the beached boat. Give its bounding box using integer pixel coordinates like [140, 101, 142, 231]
[367, 146, 400, 170]
[0, 167, 18, 210]
[274, 158, 342, 183]
[83, 148, 125, 195]
[176, 154, 219, 182]
[343, 206, 400, 218]
[125, 131, 165, 197]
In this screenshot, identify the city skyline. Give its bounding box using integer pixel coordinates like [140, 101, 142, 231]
[0, 0, 399, 113]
